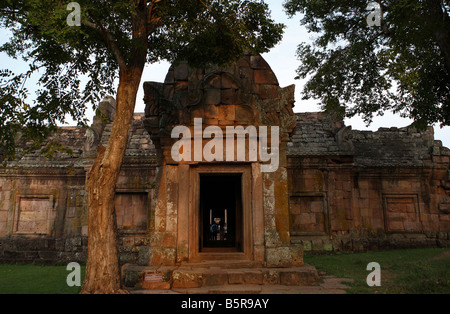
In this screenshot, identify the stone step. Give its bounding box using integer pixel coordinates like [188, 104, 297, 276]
[180, 260, 261, 269]
[129, 275, 353, 294]
[122, 263, 319, 291]
[173, 285, 264, 294]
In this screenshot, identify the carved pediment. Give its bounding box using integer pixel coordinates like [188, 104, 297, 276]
[143, 54, 298, 162]
[186, 71, 246, 108]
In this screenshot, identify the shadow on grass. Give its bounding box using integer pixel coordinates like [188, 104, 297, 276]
[304, 247, 450, 294]
[1, 248, 449, 294]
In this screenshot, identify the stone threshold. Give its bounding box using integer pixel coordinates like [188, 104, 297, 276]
[122, 263, 320, 292]
[129, 276, 352, 295]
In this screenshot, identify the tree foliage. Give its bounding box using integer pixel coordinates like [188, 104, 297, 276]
[0, 0, 284, 161]
[284, 0, 450, 128]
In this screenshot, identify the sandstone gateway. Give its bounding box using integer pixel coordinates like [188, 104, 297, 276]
[0, 55, 449, 289]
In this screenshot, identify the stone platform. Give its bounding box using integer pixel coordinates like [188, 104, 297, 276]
[122, 262, 325, 294]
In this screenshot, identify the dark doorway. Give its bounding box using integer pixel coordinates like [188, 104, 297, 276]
[199, 174, 243, 252]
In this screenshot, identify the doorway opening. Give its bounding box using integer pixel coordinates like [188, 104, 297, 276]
[199, 174, 243, 252]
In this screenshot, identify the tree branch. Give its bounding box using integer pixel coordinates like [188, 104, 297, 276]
[198, 0, 220, 21]
[82, 19, 127, 70]
[147, 0, 162, 33]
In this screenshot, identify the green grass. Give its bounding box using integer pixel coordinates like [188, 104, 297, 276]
[1, 248, 449, 294]
[304, 247, 450, 294]
[0, 264, 85, 294]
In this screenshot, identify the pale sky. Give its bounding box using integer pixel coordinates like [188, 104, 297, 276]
[136, 0, 450, 148]
[1, 0, 449, 147]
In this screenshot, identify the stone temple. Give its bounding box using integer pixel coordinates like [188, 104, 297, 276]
[0, 55, 449, 289]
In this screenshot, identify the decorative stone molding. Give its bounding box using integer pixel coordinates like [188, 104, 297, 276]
[142, 54, 302, 267]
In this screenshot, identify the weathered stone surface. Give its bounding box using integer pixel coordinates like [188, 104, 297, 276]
[203, 270, 228, 286]
[263, 269, 280, 285]
[172, 270, 203, 289]
[0, 54, 449, 268]
[279, 267, 319, 286]
[254, 70, 278, 85]
[148, 247, 176, 266]
[228, 271, 245, 284]
[265, 247, 292, 268]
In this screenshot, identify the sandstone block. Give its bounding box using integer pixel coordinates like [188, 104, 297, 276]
[250, 55, 270, 70]
[228, 271, 245, 284]
[254, 70, 278, 85]
[148, 247, 176, 266]
[243, 270, 263, 284]
[279, 267, 319, 286]
[172, 270, 203, 288]
[205, 74, 221, 89]
[234, 106, 253, 123]
[160, 232, 177, 248]
[221, 74, 239, 89]
[204, 271, 228, 286]
[204, 89, 221, 105]
[257, 85, 278, 100]
[204, 104, 219, 119]
[263, 269, 280, 285]
[221, 89, 238, 105]
[265, 247, 292, 268]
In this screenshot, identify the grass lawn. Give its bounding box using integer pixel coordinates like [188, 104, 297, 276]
[0, 264, 85, 294]
[0, 248, 448, 294]
[304, 247, 450, 294]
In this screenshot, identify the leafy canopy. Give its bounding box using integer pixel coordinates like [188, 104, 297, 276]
[284, 0, 450, 129]
[0, 0, 284, 162]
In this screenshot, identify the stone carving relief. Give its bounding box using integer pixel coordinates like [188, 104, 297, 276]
[143, 54, 299, 161]
[335, 126, 354, 153]
[259, 84, 297, 137]
[185, 71, 247, 108]
[83, 96, 116, 155]
[144, 82, 179, 136]
[84, 128, 97, 153]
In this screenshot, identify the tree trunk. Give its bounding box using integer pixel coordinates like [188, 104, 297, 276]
[81, 66, 144, 294]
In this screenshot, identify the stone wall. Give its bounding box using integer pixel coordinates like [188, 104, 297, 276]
[0, 171, 88, 263]
[1, 60, 449, 265]
[287, 112, 450, 252]
[142, 54, 301, 267]
[0, 99, 158, 264]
